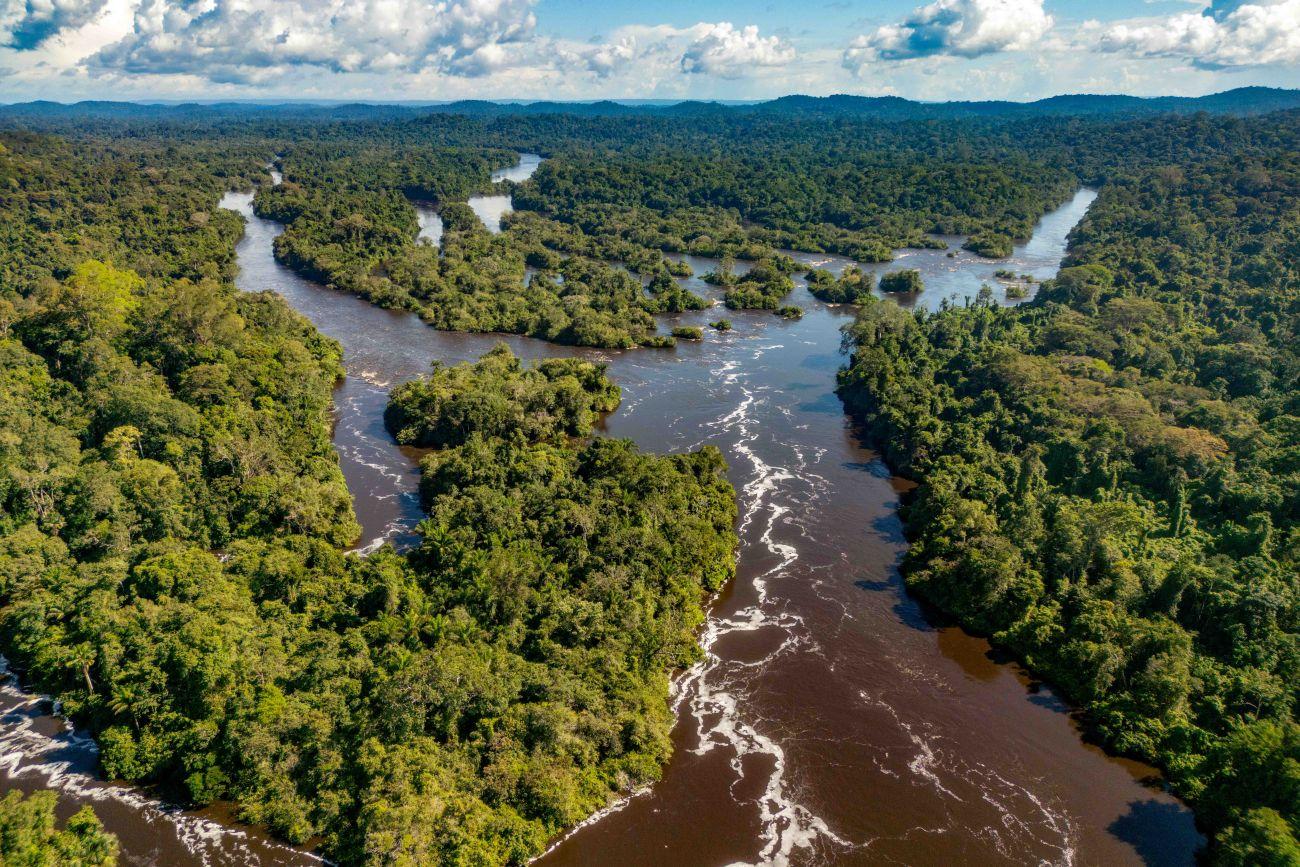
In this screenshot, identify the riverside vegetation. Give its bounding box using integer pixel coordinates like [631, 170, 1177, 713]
[0, 97, 1297, 864]
[0, 132, 736, 864]
[839, 126, 1300, 865]
[0, 790, 117, 865]
[235, 110, 1090, 344]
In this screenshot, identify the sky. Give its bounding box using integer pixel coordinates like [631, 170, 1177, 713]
[1, 0, 1298, 103]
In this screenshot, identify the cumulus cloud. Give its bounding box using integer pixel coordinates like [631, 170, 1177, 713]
[842, 0, 1052, 71]
[1097, 0, 1300, 69]
[527, 22, 793, 83]
[68, 2, 790, 86]
[680, 22, 794, 78]
[578, 35, 637, 77]
[2, 0, 111, 49]
[88, 0, 538, 82]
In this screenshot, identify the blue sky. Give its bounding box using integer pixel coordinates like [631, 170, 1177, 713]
[535, 0, 1178, 40]
[2, 0, 1298, 102]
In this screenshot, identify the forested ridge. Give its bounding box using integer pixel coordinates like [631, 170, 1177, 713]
[839, 119, 1300, 863]
[0, 132, 738, 864]
[4, 85, 1299, 124]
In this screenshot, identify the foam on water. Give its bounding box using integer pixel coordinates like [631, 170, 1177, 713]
[0, 167, 1155, 864]
[858, 689, 1078, 866]
[659, 348, 857, 866]
[532, 786, 653, 863]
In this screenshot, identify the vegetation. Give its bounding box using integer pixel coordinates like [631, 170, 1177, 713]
[384, 346, 620, 448]
[878, 269, 924, 294]
[839, 141, 1300, 863]
[374, 345, 737, 863]
[671, 326, 703, 340]
[515, 140, 1076, 262]
[0, 791, 118, 866]
[5, 96, 1300, 865]
[806, 266, 874, 304]
[963, 231, 1014, 258]
[194, 105, 1107, 345]
[256, 147, 682, 349]
[713, 259, 797, 312]
[0, 134, 737, 865]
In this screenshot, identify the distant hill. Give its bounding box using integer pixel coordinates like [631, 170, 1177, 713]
[742, 88, 1300, 119]
[3, 87, 1298, 124]
[0, 99, 425, 122]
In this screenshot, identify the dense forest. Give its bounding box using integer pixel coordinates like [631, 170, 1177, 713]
[1, 96, 1299, 865]
[0, 790, 117, 865]
[215, 107, 1300, 351]
[254, 113, 1086, 339]
[839, 126, 1300, 863]
[0, 132, 737, 863]
[8, 98, 1291, 349]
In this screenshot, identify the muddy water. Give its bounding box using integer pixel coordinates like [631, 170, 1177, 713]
[0, 162, 1201, 866]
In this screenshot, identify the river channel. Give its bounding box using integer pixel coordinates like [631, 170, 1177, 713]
[0, 155, 1202, 866]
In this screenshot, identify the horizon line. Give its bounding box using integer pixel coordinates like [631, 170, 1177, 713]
[3, 85, 1298, 109]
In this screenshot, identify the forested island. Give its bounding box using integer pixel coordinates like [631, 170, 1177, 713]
[0, 91, 1296, 865]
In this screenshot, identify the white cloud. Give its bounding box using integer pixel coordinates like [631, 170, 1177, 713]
[2, 0, 1296, 102]
[679, 22, 794, 78]
[88, 0, 538, 81]
[2, 0, 111, 49]
[843, 0, 1052, 72]
[1096, 0, 1300, 69]
[484, 21, 792, 84]
[579, 35, 637, 77]
[50, 3, 789, 88]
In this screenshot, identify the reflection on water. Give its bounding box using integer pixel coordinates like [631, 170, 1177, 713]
[467, 152, 544, 233]
[492, 152, 544, 184]
[414, 206, 443, 247]
[0, 156, 1200, 866]
[781, 187, 1096, 312]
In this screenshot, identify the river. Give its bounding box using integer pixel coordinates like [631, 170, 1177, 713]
[0, 157, 1202, 866]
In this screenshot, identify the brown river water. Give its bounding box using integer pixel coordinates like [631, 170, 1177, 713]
[0, 156, 1203, 866]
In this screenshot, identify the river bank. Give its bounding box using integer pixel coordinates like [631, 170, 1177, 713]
[0, 157, 1201, 866]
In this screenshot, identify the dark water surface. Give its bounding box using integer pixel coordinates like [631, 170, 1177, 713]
[0, 161, 1202, 866]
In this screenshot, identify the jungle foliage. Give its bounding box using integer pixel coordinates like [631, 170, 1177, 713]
[5, 100, 1300, 865]
[384, 345, 621, 449]
[227, 110, 1107, 344]
[0, 134, 737, 865]
[0, 790, 118, 866]
[254, 147, 696, 349]
[839, 138, 1300, 864]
